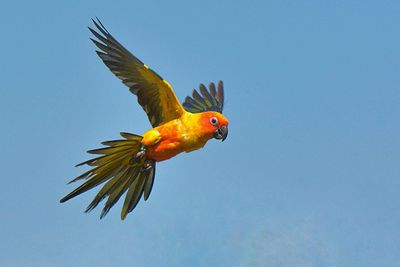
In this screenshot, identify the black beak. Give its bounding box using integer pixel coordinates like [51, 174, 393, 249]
[213, 125, 228, 141]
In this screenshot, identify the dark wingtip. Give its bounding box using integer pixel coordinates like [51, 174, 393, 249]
[59, 195, 69, 203]
[75, 162, 84, 167]
[67, 179, 77, 185]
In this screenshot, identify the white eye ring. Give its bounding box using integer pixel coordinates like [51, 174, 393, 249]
[210, 117, 218, 126]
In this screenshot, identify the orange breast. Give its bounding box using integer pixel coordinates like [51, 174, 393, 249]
[144, 119, 185, 162]
[146, 139, 183, 161]
[143, 112, 213, 162]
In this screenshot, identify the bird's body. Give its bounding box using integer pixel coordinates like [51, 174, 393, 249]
[60, 18, 229, 219]
[144, 111, 228, 161]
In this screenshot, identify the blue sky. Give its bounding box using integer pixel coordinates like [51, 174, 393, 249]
[1, 0, 399, 266]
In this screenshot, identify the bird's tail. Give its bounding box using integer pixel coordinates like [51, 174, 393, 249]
[60, 132, 156, 220]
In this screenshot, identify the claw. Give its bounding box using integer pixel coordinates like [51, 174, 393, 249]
[130, 149, 146, 164]
[140, 162, 152, 172]
[135, 150, 146, 160]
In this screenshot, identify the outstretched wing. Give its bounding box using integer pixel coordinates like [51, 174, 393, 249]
[182, 81, 224, 114]
[89, 18, 185, 127]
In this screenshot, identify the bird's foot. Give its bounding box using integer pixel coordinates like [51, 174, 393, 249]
[140, 162, 153, 172]
[131, 146, 146, 164]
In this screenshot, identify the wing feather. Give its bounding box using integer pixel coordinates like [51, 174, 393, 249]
[182, 81, 225, 113]
[89, 18, 185, 127]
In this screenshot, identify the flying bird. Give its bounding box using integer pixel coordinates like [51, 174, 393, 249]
[60, 18, 229, 220]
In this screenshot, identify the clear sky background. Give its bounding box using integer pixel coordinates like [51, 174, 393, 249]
[1, 0, 399, 266]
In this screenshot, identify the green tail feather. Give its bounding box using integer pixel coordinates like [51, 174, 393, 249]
[60, 132, 156, 219]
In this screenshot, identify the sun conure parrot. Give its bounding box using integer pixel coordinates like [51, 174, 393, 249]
[60, 18, 229, 220]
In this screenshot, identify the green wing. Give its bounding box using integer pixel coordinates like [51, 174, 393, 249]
[182, 81, 224, 113]
[89, 18, 185, 127]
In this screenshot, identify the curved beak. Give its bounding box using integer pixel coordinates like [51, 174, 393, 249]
[213, 125, 228, 142]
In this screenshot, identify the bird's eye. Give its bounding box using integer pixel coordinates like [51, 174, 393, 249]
[210, 117, 218, 126]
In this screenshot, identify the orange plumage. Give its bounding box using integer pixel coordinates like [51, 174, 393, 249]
[145, 112, 228, 162]
[60, 18, 229, 219]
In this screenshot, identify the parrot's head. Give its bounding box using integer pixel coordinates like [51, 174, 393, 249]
[200, 111, 229, 142]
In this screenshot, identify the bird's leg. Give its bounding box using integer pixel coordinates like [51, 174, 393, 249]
[131, 145, 146, 164]
[140, 160, 153, 172]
